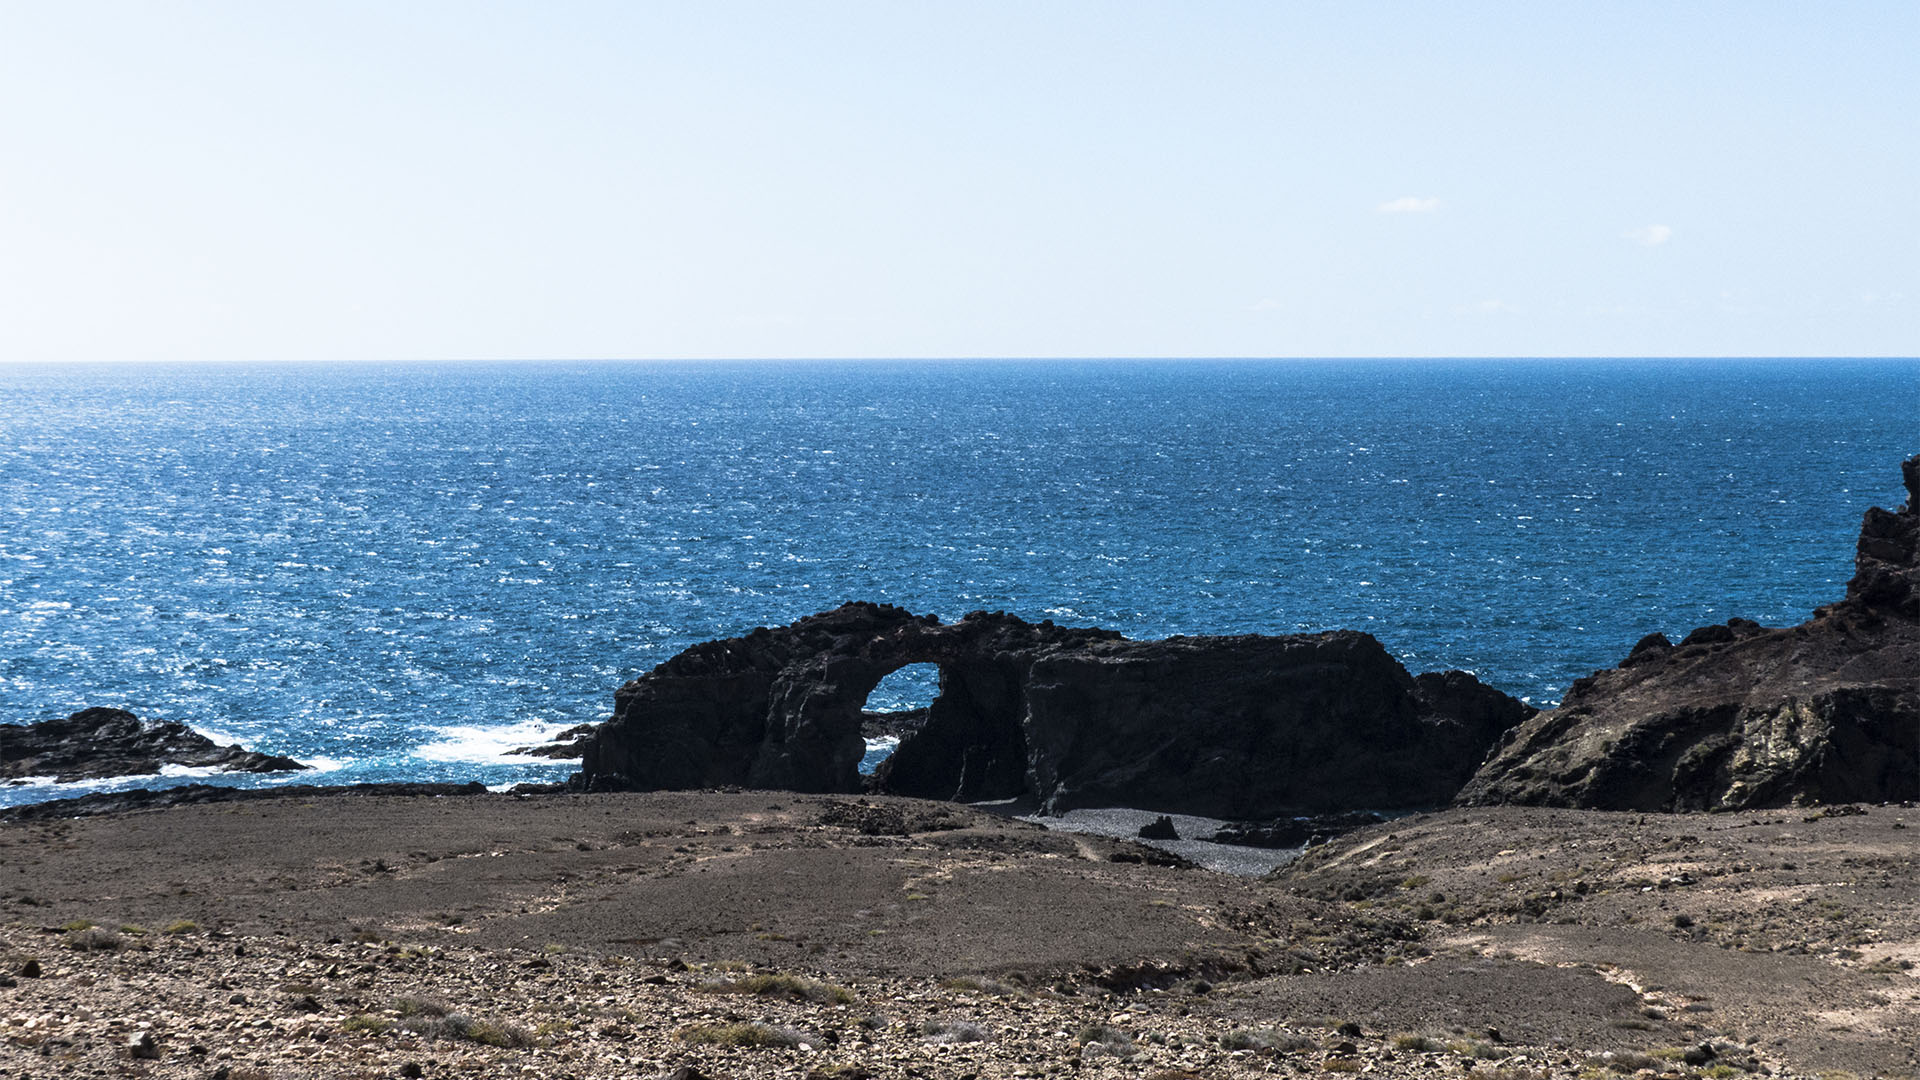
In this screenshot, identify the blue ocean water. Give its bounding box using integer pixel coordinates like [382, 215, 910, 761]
[0, 359, 1913, 808]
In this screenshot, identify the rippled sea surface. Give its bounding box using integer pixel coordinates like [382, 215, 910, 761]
[1, 359, 1913, 806]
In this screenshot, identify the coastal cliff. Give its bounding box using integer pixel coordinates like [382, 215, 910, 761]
[573, 604, 1531, 818]
[1458, 455, 1920, 811]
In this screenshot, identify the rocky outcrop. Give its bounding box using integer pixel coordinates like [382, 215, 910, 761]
[574, 604, 1532, 819]
[1458, 455, 1920, 811]
[0, 708, 308, 783]
[0, 780, 487, 822]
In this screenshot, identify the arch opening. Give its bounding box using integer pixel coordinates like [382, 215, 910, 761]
[859, 662, 941, 774]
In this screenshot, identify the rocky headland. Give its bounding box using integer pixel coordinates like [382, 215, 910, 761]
[0, 707, 307, 784]
[1460, 454, 1920, 811]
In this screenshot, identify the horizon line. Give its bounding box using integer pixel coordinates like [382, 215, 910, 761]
[4, 354, 1917, 366]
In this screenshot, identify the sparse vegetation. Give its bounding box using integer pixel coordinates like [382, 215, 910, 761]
[920, 1018, 988, 1043]
[678, 1021, 804, 1048]
[1449, 1039, 1510, 1060]
[397, 1011, 537, 1048]
[63, 926, 123, 952]
[1218, 1026, 1316, 1052]
[940, 975, 1024, 997]
[1075, 1023, 1136, 1057]
[1589, 1050, 1660, 1073]
[698, 971, 855, 1004]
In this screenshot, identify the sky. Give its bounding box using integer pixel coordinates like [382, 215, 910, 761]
[1, 2, 1915, 362]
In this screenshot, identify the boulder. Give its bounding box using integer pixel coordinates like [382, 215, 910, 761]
[0, 707, 307, 783]
[1458, 455, 1920, 811]
[1137, 815, 1179, 840]
[573, 603, 1532, 818]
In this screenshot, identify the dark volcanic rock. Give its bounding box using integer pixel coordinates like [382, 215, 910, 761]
[1137, 815, 1179, 840]
[0, 708, 307, 783]
[574, 603, 1532, 818]
[1459, 455, 1920, 811]
[0, 780, 489, 822]
[510, 723, 597, 760]
[1205, 811, 1388, 849]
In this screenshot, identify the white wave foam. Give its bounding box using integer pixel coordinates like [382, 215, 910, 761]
[415, 720, 581, 764]
[268, 756, 346, 780]
[4, 775, 62, 788]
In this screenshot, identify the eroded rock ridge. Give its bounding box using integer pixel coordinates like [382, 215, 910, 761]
[573, 604, 1532, 818]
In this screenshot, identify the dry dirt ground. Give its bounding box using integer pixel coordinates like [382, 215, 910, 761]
[0, 791, 1913, 1080]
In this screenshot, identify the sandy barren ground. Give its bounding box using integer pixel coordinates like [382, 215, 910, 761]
[0, 791, 1914, 1079]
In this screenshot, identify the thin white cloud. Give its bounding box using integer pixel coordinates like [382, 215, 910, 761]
[1376, 196, 1440, 214]
[1627, 224, 1673, 246]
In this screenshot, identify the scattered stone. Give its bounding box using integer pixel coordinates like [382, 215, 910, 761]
[128, 1030, 160, 1059]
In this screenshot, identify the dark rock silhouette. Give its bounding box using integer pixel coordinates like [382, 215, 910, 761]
[1137, 815, 1179, 840]
[573, 604, 1531, 819]
[0, 780, 488, 822]
[1204, 811, 1389, 849]
[1459, 455, 1920, 811]
[0, 707, 307, 784]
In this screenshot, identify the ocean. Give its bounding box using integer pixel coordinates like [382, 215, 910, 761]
[1, 358, 1913, 808]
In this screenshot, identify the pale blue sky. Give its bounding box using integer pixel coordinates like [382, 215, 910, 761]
[2, 2, 1914, 362]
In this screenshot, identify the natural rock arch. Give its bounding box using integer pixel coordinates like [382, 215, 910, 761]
[574, 603, 1532, 818]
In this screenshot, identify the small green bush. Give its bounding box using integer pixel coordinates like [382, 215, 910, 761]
[1220, 1027, 1312, 1052]
[396, 1011, 536, 1048]
[678, 1022, 803, 1048]
[1450, 1039, 1510, 1061]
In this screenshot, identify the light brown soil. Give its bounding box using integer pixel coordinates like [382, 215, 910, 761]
[0, 791, 1913, 1079]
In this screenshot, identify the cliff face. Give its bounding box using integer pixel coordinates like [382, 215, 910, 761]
[1457, 456, 1920, 811]
[575, 603, 1532, 819]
